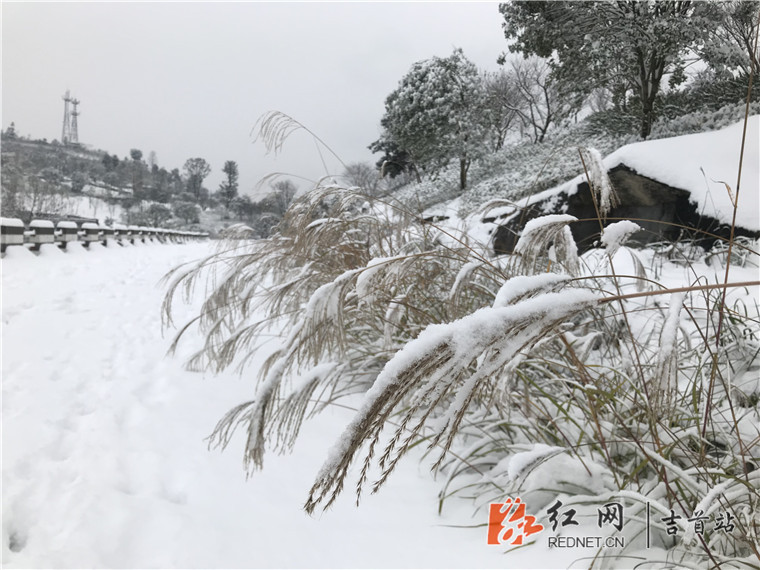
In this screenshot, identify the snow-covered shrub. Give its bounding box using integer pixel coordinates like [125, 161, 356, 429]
[649, 100, 760, 139]
[659, 71, 759, 120]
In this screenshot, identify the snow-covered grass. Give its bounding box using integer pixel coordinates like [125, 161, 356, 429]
[167, 115, 760, 567]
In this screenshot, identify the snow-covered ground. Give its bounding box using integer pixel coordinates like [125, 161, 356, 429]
[63, 194, 124, 223]
[2, 242, 576, 568]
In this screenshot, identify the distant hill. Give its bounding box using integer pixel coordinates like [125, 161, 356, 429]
[0, 130, 300, 237]
[0, 131, 220, 231]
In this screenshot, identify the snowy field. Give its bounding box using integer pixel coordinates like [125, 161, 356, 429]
[1, 242, 580, 569]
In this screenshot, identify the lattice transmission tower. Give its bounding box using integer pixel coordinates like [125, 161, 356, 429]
[61, 90, 80, 145]
[61, 90, 72, 144]
[70, 98, 80, 144]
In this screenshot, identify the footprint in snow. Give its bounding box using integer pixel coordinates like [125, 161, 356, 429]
[7, 529, 27, 553]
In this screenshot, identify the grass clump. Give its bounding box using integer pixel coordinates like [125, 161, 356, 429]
[164, 117, 759, 567]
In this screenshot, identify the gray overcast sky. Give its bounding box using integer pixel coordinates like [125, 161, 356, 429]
[2, 2, 508, 197]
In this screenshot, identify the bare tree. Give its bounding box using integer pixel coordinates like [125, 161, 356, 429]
[269, 179, 297, 216]
[482, 69, 524, 150]
[10, 173, 70, 220]
[341, 162, 383, 197]
[508, 56, 577, 143]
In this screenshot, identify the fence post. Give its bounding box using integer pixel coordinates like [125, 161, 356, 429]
[55, 221, 79, 250]
[113, 224, 127, 245]
[0, 217, 25, 253]
[101, 225, 114, 246]
[27, 220, 56, 251]
[79, 222, 101, 248]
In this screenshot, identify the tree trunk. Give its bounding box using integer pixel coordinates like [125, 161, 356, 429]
[636, 46, 665, 140]
[459, 157, 469, 191]
[412, 164, 422, 184]
[639, 101, 654, 139]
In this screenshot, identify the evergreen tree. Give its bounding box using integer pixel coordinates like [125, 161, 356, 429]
[4, 122, 17, 140]
[218, 160, 239, 210]
[130, 149, 144, 200]
[183, 157, 211, 202]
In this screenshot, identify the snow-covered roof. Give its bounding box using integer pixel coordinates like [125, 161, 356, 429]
[503, 117, 759, 231]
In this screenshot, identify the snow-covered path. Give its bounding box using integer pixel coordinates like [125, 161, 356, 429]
[2, 243, 565, 569]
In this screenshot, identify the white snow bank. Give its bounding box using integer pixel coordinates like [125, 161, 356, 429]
[604, 116, 759, 229]
[422, 196, 463, 219]
[504, 117, 760, 230]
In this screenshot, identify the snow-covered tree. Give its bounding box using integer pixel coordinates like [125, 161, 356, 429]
[372, 48, 490, 190]
[700, 0, 760, 78]
[144, 203, 172, 226]
[172, 200, 200, 225]
[367, 138, 418, 182]
[499, 1, 709, 138]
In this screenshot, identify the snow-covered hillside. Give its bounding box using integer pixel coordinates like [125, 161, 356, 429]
[63, 194, 125, 223]
[2, 243, 571, 568]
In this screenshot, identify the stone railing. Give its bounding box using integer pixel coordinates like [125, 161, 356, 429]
[0, 217, 208, 254]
